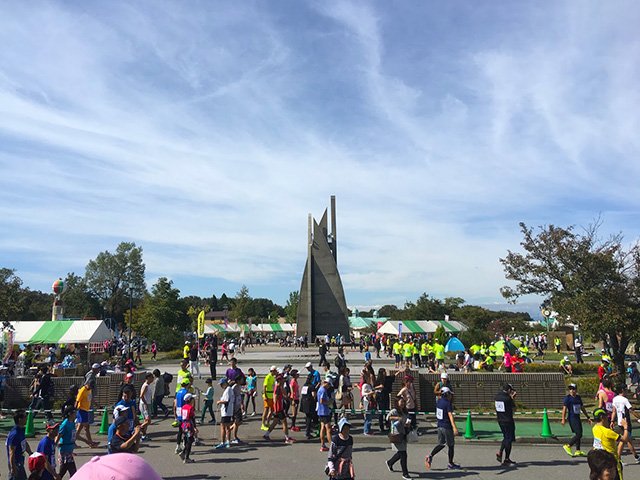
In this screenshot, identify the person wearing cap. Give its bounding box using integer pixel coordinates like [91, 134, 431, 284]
[27, 451, 48, 480]
[560, 356, 573, 375]
[561, 383, 591, 457]
[174, 379, 190, 452]
[263, 374, 296, 444]
[56, 407, 78, 478]
[118, 372, 136, 403]
[317, 376, 333, 452]
[178, 393, 197, 463]
[36, 420, 61, 480]
[7, 409, 33, 480]
[386, 395, 412, 479]
[261, 365, 277, 430]
[327, 417, 354, 480]
[216, 377, 234, 449]
[110, 414, 148, 454]
[494, 383, 517, 466]
[425, 386, 460, 469]
[611, 383, 640, 463]
[84, 363, 102, 425]
[592, 407, 628, 479]
[75, 380, 99, 448]
[183, 341, 190, 360]
[599, 358, 618, 382]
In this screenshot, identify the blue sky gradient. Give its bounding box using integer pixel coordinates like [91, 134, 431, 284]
[1, 1, 639, 316]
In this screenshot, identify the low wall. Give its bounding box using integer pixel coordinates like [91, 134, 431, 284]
[387, 371, 565, 412]
[5, 372, 151, 410]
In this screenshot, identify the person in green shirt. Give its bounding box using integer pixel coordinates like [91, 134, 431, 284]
[402, 342, 413, 369]
[433, 342, 445, 368]
[176, 360, 190, 393]
[479, 354, 495, 372]
[420, 342, 430, 367]
[560, 356, 573, 375]
[393, 341, 402, 369]
[262, 366, 277, 430]
[488, 342, 497, 360]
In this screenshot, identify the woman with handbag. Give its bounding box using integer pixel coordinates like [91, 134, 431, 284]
[397, 375, 417, 430]
[385, 396, 412, 480]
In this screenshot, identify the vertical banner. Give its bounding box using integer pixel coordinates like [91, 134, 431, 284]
[398, 322, 402, 337]
[197, 310, 205, 338]
[2, 331, 14, 363]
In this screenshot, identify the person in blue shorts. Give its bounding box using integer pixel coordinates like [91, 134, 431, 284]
[7, 410, 32, 480]
[56, 407, 78, 479]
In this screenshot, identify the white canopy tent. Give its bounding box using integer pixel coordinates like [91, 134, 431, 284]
[10, 320, 112, 345]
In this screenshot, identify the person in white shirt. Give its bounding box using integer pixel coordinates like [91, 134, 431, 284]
[139, 373, 154, 441]
[611, 383, 640, 462]
[215, 378, 235, 449]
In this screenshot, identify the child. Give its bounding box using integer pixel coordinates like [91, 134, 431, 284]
[327, 417, 354, 480]
[245, 368, 257, 416]
[215, 378, 234, 449]
[364, 346, 371, 363]
[200, 378, 215, 423]
[180, 393, 197, 464]
[36, 420, 60, 480]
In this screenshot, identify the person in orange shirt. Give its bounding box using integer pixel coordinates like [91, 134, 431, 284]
[75, 381, 99, 448]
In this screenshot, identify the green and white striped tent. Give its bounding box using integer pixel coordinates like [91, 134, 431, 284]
[257, 323, 294, 333]
[10, 320, 112, 345]
[377, 319, 466, 336]
[203, 323, 240, 333]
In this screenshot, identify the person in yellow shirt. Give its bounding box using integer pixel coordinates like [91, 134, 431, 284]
[393, 341, 402, 368]
[433, 342, 445, 368]
[262, 365, 277, 430]
[420, 342, 430, 367]
[402, 341, 413, 369]
[176, 360, 190, 393]
[183, 341, 190, 360]
[75, 381, 99, 448]
[592, 408, 628, 479]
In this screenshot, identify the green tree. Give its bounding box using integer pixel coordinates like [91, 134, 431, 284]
[500, 221, 640, 375]
[433, 325, 446, 344]
[379, 304, 399, 319]
[133, 277, 188, 350]
[231, 285, 251, 323]
[63, 272, 102, 319]
[0, 268, 23, 324]
[18, 288, 54, 321]
[285, 291, 299, 324]
[84, 242, 145, 326]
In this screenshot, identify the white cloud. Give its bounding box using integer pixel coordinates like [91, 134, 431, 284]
[0, 1, 639, 307]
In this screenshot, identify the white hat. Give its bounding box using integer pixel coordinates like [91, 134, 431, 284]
[92, 363, 101, 369]
[564, 356, 569, 361]
[184, 393, 194, 402]
[441, 372, 448, 379]
[270, 365, 277, 371]
[305, 362, 313, 368]
[185, 341, 189, 345]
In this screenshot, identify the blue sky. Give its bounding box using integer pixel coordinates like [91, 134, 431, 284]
[1, 1, 639, 316]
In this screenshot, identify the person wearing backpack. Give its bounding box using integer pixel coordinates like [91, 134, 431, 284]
[334, 347, 347, 372]
[327, 417, 354, 480]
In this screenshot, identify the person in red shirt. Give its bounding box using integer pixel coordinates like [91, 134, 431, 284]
[179, 393, 197, 464]
[263, 375, 295, 444]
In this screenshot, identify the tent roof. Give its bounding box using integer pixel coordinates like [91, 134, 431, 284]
[259, 323, 294, 332]
[203, 323, 239, 333]
[348, 317, 376, 330]
[10, 321, 112, 344]
[376, 319, 467, 335]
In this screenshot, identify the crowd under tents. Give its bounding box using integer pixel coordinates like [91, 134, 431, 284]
[203, 323, 295, 335]
[376, 319, 467, 336]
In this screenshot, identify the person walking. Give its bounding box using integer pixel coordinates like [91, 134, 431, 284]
[592, 407, 628, 480]
[152, 369, 169, 418]
[208, 333, 218, 380]
[561, 382, 592, 456]
[200, 378, 215, 424]
[327, 418, 354, 480]
[7, 410, 33, 480]
[425, 387, 460, 469]
[611, 383, 640, 462]
[244, 368, 257, 416]
[495, 383, 517, 466]
[385, 396, 412, 480]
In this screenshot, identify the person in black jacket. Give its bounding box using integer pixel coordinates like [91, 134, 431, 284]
[36, 366, 54, 421]
[494, 383, 517, 466]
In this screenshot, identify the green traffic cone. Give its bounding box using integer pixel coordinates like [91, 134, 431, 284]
[98, 407, 110, 435]
[25, 409, 35, 437]
[541, 408, 553, 438]
[464, 410, 476, 439]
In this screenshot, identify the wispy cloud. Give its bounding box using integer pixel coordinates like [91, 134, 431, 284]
[0, 1, 638, 308]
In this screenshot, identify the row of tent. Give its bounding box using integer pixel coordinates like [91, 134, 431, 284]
[4, 318, 465, 346]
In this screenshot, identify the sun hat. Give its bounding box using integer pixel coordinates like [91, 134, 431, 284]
[28, 452, 46, 472]
[564, 356, 569, 360]
[184, 393, 194, 402]
[338, 417, 352, 431]
[73, 453, 163, 480]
